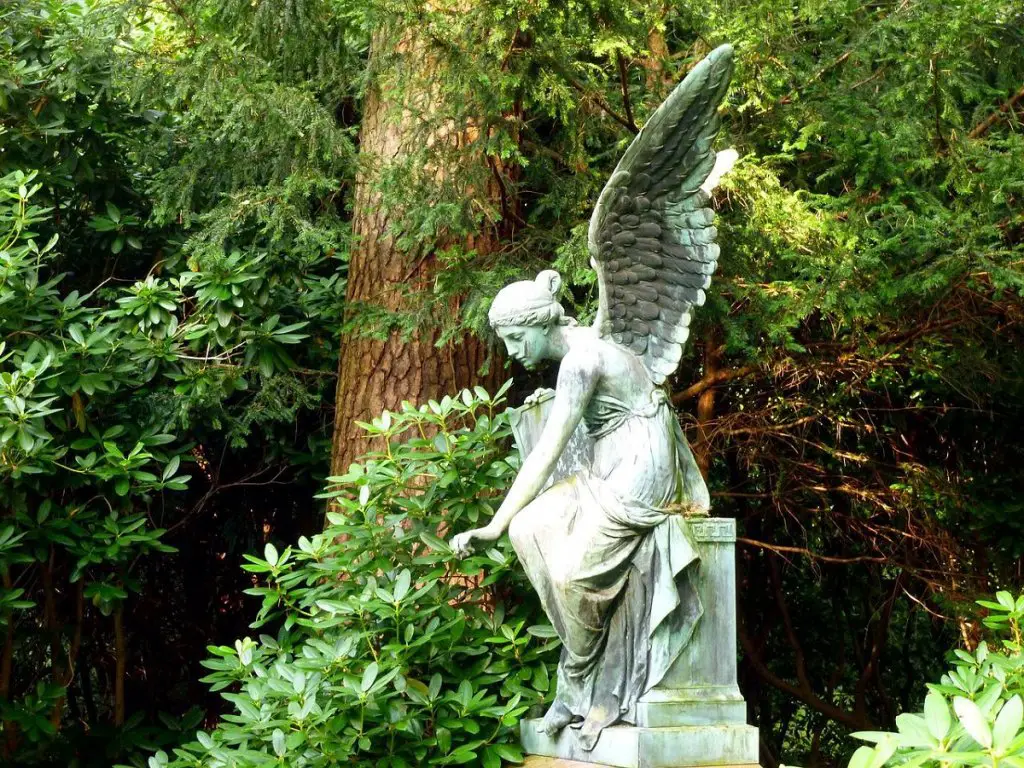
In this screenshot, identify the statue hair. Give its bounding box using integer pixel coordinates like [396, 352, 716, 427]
[488, 270, 578, 328]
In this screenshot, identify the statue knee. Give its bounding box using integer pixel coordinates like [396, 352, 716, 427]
[550, 563, 575, 594]
[508, 509, 533, 550]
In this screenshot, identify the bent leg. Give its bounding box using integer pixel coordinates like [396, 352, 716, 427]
[507, 478, 647, 723]
[507, 482, 583, 648]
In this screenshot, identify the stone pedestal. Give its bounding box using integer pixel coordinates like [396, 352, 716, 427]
[523, 758, 758, 768]
[520, 518, 758, 768]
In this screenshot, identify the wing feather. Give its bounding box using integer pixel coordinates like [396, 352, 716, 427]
[589, 44, 734, 384]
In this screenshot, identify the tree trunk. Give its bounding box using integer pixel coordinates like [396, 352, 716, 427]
[1, 568, 18, 759]
[330, 32, 505, 476]
[113, 605, 125, 726]
[695, 327, 723, 477]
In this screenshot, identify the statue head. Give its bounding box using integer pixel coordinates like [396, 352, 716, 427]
[488, 270, 572, 370]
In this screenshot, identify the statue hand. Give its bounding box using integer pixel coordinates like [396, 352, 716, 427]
[450, 526, 500, 558]
[523, 387, 555, 407]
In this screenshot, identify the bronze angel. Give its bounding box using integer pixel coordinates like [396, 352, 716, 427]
[451, 45, 736, 750]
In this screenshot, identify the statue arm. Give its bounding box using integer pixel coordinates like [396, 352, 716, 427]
[484, 351, 598, 536]
[451, 349, 599, 556]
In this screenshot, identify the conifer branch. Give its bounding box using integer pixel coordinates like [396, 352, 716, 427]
[969, 82, 1024, 139]
[557, 68, 639, 134]
[616, 52, 638, 132]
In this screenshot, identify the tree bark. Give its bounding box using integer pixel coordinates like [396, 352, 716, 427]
[113, 605, 125, 726]
[694, 328, 723, 476]
[330, 32, 505, 476]
[1, 568, 17, 759]
[646, 13, 671, 92]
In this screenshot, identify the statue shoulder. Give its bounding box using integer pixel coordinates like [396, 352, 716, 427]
[560, 338, 603, 379]
[560, 333, 635, 381]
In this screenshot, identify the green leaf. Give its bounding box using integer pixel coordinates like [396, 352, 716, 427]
[527, 624, 558, 638]
[264, 543, 279, 567]
[979, 601, 1008, 612]
[493, 743, 523, 762]
[532, 662, 550, 693]
[394, 568, 411, 602]
[419, 531, 451, 553]
[162, 455, 181, 481]
[272, 728, 286, 757]
[925, 691, 952, 741]
[895, 713, 936, 748]
[954, 696, 992, 748]
[482, 747, 501, 768]
[361, 662, 378, 692]
[994, 696, 1023, 752]
[436, 726, 451, 754]
[17, 429, 34, 452]
[868, 739, 896, 768]
[315, 599, 344, 614]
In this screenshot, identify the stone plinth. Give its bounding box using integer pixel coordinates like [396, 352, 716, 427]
[521, 721, 759, 768]
[523, 758, 758, 768]
[636, 518, 746, 729]
[520, 518, 758, 768]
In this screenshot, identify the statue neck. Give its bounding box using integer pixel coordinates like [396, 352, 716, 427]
[547, 324, 586, 361]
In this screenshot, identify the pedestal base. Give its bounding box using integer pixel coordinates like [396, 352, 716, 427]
[634, 686, 747, 728]
[524, 760, 759, 768]
[517, 517, 758, 767]
[521, 719, 759, 768]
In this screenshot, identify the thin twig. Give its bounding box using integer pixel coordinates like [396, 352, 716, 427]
[738, 536, 886, 564]
[969, 82, 1024, 139]
[616, 52, 638, 132]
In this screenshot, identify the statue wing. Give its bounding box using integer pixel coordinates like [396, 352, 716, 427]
[589, 44, 734, 385]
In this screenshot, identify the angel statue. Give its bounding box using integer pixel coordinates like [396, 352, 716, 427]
[450, 45, 736, 751]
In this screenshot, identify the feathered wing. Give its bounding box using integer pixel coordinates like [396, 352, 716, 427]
[589, 44, 734, 385]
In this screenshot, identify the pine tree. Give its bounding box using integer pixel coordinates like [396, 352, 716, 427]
[330, 24, 505, 474]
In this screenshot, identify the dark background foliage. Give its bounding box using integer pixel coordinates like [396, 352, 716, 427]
[1, 0, 1023, 765]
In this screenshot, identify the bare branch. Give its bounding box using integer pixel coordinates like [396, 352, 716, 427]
[969, 82, 1024, 139]
[738, 537, 886, 565]
[673, 364, 758, 404]
[616, 52, 638, 132]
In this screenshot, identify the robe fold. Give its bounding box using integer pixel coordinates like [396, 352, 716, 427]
[508, 389, 707, 736]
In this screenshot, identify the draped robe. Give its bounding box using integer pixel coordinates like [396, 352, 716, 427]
[509, 388, 708, 737]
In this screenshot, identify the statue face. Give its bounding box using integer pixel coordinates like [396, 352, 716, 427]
[495, 324, 550, 370]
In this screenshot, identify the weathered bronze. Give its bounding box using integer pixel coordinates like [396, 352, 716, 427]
[451, 45, 736, 752]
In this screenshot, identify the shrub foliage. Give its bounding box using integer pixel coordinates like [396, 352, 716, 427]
[145, 386, 557, 768]
[850, 593, 1024, 768]
[1, 0, 1024, 765]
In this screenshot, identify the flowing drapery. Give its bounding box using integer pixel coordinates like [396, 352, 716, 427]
[509, 391, 707, 735]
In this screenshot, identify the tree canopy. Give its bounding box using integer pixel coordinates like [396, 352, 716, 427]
[0, 0, 1023, 765]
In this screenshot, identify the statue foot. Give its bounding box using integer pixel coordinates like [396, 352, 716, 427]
[539, 700, 574, 736]
[576, 696, 618, 751]
[576, 716, 603, 751]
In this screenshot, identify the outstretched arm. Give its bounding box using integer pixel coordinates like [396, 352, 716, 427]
[489, 351, 598, 534]
[451, 348, 599, 555]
